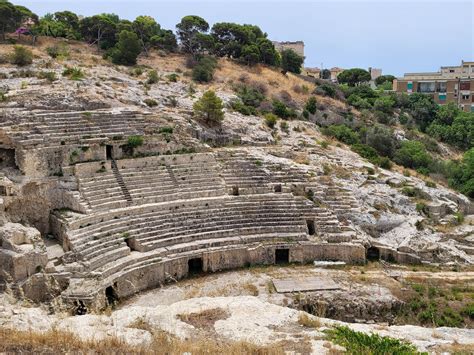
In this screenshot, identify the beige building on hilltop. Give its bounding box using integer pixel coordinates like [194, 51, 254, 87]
[272, 41, 305, 60]
[394, 60, 474, 112]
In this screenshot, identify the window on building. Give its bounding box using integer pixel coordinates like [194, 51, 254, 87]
[407, 82, 413, 92]
[437, 82, 447, 93]
[462, 94, 470, 101]
[471, 105, 474, 113]
[449, 69, 455, 73]
[438, 94, 447, 101]
[460, 81, 471, 91]
[418, 82, 435, 93]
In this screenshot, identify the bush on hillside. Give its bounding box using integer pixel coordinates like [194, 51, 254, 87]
[394, 141, 432, 170]
[305, 96, 317, 115]
[46, 44, 69, 59]
[264, 113, 278, 128]
[192, 56, 217, 83]
[234, 84, 265, 108]
[10, 46, 33, 66]
[363, 125, 397, 158]
[272, 100, 296, 119]
[193, 90, 224, 124]
[323, 125, 359, 145]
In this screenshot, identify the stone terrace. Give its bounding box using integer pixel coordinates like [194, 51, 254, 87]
[0, 110, 147, 148]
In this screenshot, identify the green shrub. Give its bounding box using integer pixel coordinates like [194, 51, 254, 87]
[62, 67, 84, 80]
[166, 73, 179, 82]
[127, 135, 144, 148]
[378, 156, 392, 169]
[192, 56, 217, 83]
[272, 100, 295, 119]
[425, 180, 436, 188]
[264, 113, 278, 128]
[109, 30, 141, 65]
[144, 98, 158, 107]
[323, 125, 359, 145]
[280, 121, 289, 133]
[159, 126, 174, 134]
[455, 212, 464, 224]
[37, 71, 57, 82]
[325, 326, 420, 355]
[461, 303, 474, 319]
[235, 84, 265, 108]
[147, 70, 159, 84]
[394, 141, 432, 170]
[10, 46, 33, 66]
[193, 90, 224, 124]
[416, 202, 428, 215]
[230, 99, 257, 116]
[46, 44, 69, 59]
[319, 140, 329, 149]
[130, 67, 144, 76]
[305, 96, 317, 115]
[314, 83, 336, 98]
[351, 143, 378, 161]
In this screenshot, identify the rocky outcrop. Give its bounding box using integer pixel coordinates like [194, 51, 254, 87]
[0, 223, 47, 283]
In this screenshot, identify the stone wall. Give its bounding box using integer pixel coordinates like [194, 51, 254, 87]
[67, 242, 366, 311]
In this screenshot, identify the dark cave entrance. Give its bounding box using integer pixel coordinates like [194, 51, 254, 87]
[105, 285, 119, 306]
[367, 247, 380, 261]
[306, 219, 315, 235]
[188, 257, 203, 274]
[275, 248, 289, 264]
[106, 145, 113, 160]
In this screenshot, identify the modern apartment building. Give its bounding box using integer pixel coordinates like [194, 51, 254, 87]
[393, 61, 474, 112]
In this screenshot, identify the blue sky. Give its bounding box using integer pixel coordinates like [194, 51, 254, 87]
[14, 0, 474, 76]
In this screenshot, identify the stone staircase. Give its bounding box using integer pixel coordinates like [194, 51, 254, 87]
[111, 159, 133, 205]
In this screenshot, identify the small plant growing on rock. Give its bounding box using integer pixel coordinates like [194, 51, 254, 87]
[166, 73, 179, 82]
[146, 70, 159, 84]
[264, 113, 278, 128]
[37, 71, 57, 83]
[62, 67, 84, 80]
[127, 135, 144, 148]
[144, 98, 158, 107]
[280, 121, 289, 133]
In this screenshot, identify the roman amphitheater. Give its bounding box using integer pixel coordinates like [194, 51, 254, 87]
[0, 40, 473, 353]
[0, 106, 470, 312]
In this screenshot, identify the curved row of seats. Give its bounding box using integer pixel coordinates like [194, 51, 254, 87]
[76, 154, 227, 211]
[65, 194, 313, 273]
[7, 111, 146, 148]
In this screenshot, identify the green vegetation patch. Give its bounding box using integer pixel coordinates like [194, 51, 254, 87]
[325, 326, 423, 355]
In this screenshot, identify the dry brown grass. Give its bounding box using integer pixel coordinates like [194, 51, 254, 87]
[0, 327, 285, 355]
[298, 313, 322, 328]
[177, 308, 230, 331]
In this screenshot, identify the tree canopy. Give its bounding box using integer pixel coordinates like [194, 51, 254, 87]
[280, 49, 304, 74]
[337, 68, 371, 86]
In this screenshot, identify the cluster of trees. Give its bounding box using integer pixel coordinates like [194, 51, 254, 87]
[0, 0, 37, 40]
[1, 1, 304, 73]
[426, 103, 473, 150]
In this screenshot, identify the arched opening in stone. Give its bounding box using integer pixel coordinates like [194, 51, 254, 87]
[106, 145, 113, 160]
[231, 186, 239, 196]
[188, 257, 203, 274]
[105, 285, 119, 306]
[275, 248, 289, 264]
[306, 220, 315, 235]
[367, 246, 380, 261]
